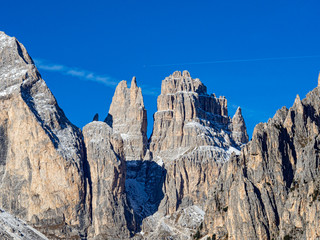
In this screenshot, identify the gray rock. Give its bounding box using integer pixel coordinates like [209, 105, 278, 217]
[0, 208, 48, 240]
[203, 79, 320, 240]
[230, 107, 249, 145]
[0, 31, 89, 239]
[3, 30, 320, 240]
[83, 121, 133, 239]
[139, 71, 248, 238]
[107, 77, 148, 161]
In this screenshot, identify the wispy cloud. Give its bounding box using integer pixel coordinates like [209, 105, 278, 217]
[34, 59, 118, 87]
[34, 59, 159, 96]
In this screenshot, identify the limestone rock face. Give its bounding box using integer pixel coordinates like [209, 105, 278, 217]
[135, 71, 249, 238]
[204, 84, 320, 240]
[230, 107, 249, 145]
[139, 205, 205, 240]
[83, 121, 133, 239]
[0, 31, 88, 239]
[149, 70, 247, 202]
[5, 30, 320, 240]
[107, 77, 147, 161]
[150, 70, 236, 156]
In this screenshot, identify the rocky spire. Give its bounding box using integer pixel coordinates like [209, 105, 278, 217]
[318, 72, 320, 87]
[293, 94, 305, 115]
[149, 70, 240, 159]
[83, 121, 132, 239]
[93, 113, 99, 121]
[231, 107, 249, 145]
[204, 75, 320, 240]
[0, 31, 37, 92]
[0, 32, 88, 238]
[107, 77, 147, 160]
[131, 76, 137, 88]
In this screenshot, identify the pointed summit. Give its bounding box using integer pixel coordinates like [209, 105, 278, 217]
[318, 72, 320, 87]
[131, 76, 137, 89]
[293, 94, 305, 114]
[0, 31, 37, 92]
[231, 107, 249, 145]
[172, 70, 182, 78]
[0, 31, 87, 238]
[294, 94, 301, 104]
[182, 70, 190, 77]
[108, 77, 147, 160]
[234, 106, 242, 115]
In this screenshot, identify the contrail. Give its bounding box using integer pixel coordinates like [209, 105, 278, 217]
[148, 55, 320, 67]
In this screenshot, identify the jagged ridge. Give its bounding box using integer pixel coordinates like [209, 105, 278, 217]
[1, 31, 319, 240]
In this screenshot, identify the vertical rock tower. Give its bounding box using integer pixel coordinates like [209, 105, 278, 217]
[140, 71, 249, 238]
[107, 77, 148, 160]
[150, 70, 248, 160]
[0, 31, 88, 238]
[230, 107, 249, 145]
[83, 121, 133, 239]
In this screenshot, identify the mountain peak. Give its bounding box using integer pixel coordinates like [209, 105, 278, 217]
[107, 77, 147, 160]
[231, 106, 249, 145]
[131, 76, 137, 89]
[0, 32, 37, 92]
[0, 32, 87, 239]
[182, 70, 191, 77]
[150, 71, 246, 158]
[161, 70, 207, 96]
[235, 106, 242, 115]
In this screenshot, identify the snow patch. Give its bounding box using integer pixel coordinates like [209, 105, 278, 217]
[120, 133, 130, 140]
[156, 156, 164, 167]
[0, 83, 21, 97]
[227, 146, 241, 155]
[0, 32, 16, 51]
[0, 208, 48, 239]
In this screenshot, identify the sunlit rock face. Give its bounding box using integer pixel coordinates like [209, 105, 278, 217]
[83, 121, 133, 239]
[3, 30, 320, 240]
[230, 106, 249, 145]
[150, 70, 236, 156]
[204, 84, 320, 240]
[0, 31, 89, 239]
[133, 71, 249, 239]
[106, 77, 148, 161]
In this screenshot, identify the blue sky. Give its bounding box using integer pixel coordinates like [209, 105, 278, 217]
[1, 0, 320, 138]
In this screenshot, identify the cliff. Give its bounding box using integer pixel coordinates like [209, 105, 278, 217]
[1, 31, 319, 240]
[204, 85, 320, 239]
[0, 31, 89, 239]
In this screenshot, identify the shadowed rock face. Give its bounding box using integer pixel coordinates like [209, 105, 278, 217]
[204, 86, 320, 240]
[125, 160, 166, 231]
[3, 30, 320, 240]
[131, 71, 249, 239]
[83, 121, 134, 239]
[0, 122, 8, 167]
